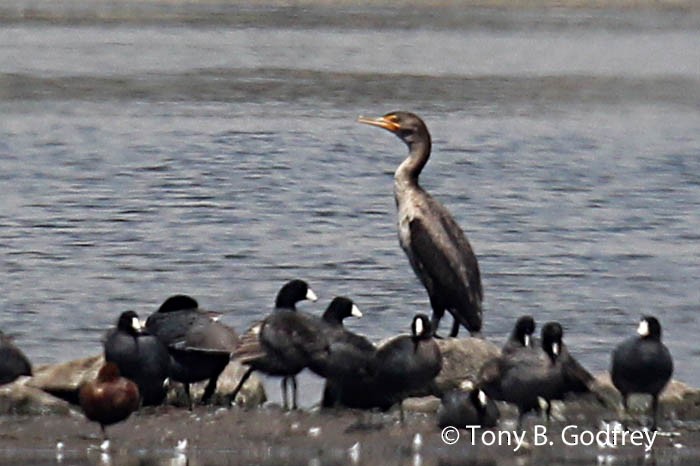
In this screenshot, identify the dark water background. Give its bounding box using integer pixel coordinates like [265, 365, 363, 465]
[1, 2, 699, 413]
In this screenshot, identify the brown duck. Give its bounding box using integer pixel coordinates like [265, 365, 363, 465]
[79, 362, 140, 439]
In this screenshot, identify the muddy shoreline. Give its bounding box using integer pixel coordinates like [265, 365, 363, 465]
[2, 403, 700, 466]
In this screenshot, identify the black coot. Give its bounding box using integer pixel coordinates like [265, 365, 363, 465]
[502, 315, 536, 355]
[437, 388, 500, 429]
[611, 316, 673, 431]
[541, 322, 599, 397]
[231, 279, 327, 410]
[146, 295, 237, 407]
[0, 330, 32, 385]
[480, 320, 600, 426]
[478, 315, 537, 401]
[318, 297, 376, 408]
[365, 313, 442, 420]
[479, 318, 561, 427]
[104, 311, 170, 406]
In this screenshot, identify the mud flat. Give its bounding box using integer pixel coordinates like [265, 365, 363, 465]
[2, 405, 700, 466]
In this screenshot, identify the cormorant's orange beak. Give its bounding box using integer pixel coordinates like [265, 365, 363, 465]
[357, 115, 401, 133]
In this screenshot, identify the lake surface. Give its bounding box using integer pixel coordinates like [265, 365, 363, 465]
[1, 1, 699, 414]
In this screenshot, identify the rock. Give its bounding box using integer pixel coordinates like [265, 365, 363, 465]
[215, 360, 267, 407]
[404, 395, 441, 414]
[593, 373, 700, 420]
[27, 355, 104, 405]
[433, 336, 501, 395]
[0, 376, 74, 415]
[167, 360, 266, 408]
[28, 355, 266, 409]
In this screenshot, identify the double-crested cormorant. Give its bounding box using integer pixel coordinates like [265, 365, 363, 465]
[611, 316, 673, 431]
[358, 111, 483, 337]
[0, 330, 32, 385]
[79, 362, 140, 439]
[437, 388, 500, 429]
[145, 295, 237, 407]
[230, 279, 327, 410]
[104, 311, 170, 406]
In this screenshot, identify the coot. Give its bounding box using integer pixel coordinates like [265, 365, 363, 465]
[146, 295, 237, 407]
[437, 388, 499, 429]
[318, 297, 376, 408]
[231, 280, 327, 410]
[104, 311, 170, 406]
[611, 316, 673, 431]
[0, 330, 32, 385]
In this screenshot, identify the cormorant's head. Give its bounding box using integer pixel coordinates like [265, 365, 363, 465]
[322, 296, 362, 325]
[117, 310, 143, 335]
[358, 111, 430, 148]
[637, 316, 662, 340]
[275, 279, 318, 309]
[512, 315, 536, 348]
[541, 322, 564, 362]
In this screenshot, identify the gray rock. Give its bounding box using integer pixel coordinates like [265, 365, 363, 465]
[26, 354, 266, 409]
[594, 373, 700, 420]
[404, 395, 441, 414]
[433, 336, 501, 394]
[167, 360, 266, 408]
[27, 355, 104, 404]
[0, 376, 74, 415]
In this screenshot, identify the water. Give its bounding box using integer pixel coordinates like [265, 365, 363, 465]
[1, 0, 700, 415]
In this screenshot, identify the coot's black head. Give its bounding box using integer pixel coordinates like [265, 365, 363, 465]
[637, 316, 662, 341]
[357, 111, 431, 149]
[512, 315, 536, 348]
[322, 296, 362, 326]
[275, 279, 318, 309]
[411, 313, 433, 340]
[541, 322, 564, 362]
[158, 295, 199, 313]
[469, 388, 490, 413]
[116, 311, 143, 336]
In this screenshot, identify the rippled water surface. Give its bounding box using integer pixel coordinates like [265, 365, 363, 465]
[1, 2, 699, 412]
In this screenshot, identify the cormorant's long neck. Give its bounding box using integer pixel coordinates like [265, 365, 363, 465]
[394, 137, 431, 194]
